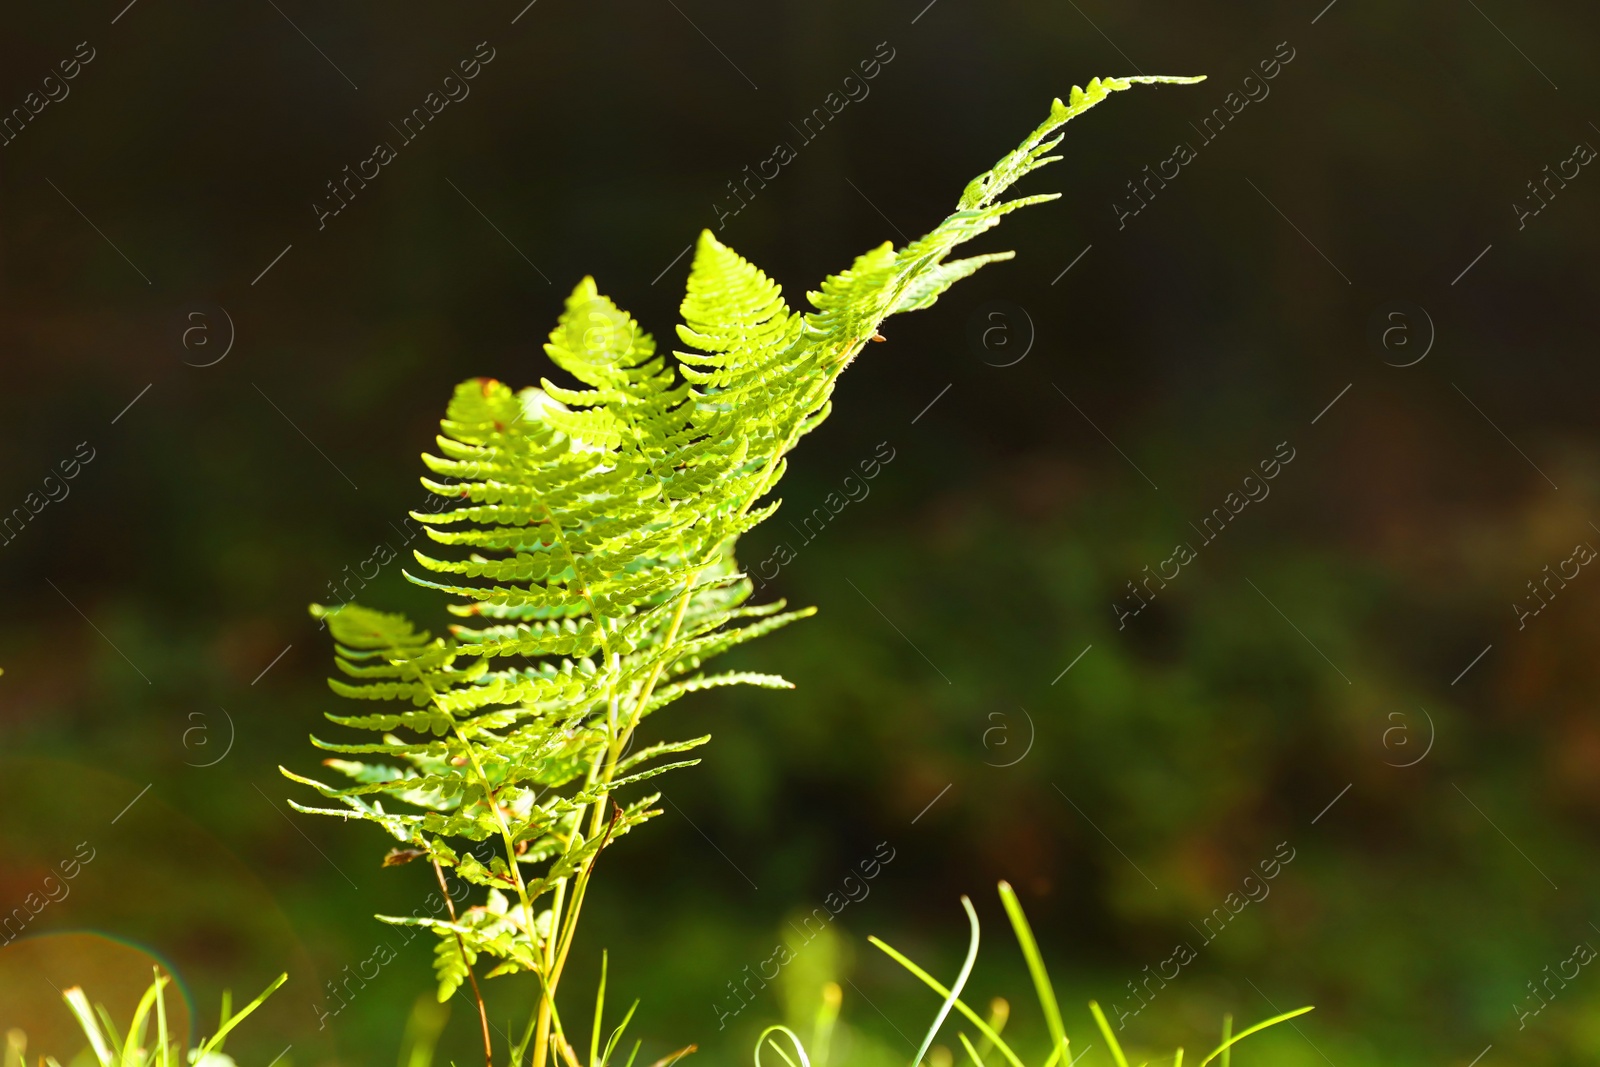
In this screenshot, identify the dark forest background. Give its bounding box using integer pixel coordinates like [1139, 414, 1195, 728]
[4, 1, 1600, 1064]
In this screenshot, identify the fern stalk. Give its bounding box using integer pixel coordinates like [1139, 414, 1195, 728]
[434, 856, 495, 1067]
[284, 75, 1202, 1067]
[531, 416, 811, 1067]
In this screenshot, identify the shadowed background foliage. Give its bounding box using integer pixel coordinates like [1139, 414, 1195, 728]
[4, 1, 1600, 1065]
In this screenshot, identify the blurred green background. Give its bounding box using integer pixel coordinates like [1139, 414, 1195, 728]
[4, 0, 1600, 1064]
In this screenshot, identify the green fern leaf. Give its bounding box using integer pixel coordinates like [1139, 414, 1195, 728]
[286, 78, 1202, 1021]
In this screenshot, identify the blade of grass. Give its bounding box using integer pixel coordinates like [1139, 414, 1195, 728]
[61, 990, 112, 1067]
[92, 1007, 124, 1062]
[156, 970, 170, 1067]
[956, 1033, 988, 1067]
[547, 985, 571, 1046]
[1218, 1015, 1231, 1067]
[600, 1001, 640, 1067]
[997, 883, 1068, 1067]
[754, 1027, 810, 1067]
[973, 999, 1008, 1062]
[1196, 1007, 1313, 1067]
[401, 996, 450, 1067]
[196, 974, 288, 1057]
[911, 897, 982, 1067]
[867, 939, 1025, 1067]
[812, 982, 841, 1067]
[644, 1045, 696, 1067]
[515, 1002, 541, 1067]
[123, 979, 164, 1067]
[216, 991, 232, 1051]
[590, 951, 609, 1067]
[1087, 1002, 1130, 1067]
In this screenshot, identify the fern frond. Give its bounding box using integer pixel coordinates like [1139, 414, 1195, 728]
[286, 78, 1202, 1031]
[807, 75, 1203, 368]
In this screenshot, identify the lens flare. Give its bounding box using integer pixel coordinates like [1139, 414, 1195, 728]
[0, 931, 194, 1058]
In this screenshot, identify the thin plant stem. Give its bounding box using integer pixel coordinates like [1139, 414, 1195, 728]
[529, 418, 808, 1067]
[435, 859, 494, 1067]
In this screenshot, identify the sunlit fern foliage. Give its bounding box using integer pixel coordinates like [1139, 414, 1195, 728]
[759, 884, 1309, 1067]
[281, 75, 1203, 1067]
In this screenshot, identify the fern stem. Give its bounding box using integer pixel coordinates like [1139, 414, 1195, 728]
[541, 421, 812, 1067]
[525, 487, 628, 1067]
[382, 626, 545, 1067]
[532, 426, 804, 1067]
[450, 719, 543, 968]
[435, 859, 495, 1067]
[372, 620, 542, 952]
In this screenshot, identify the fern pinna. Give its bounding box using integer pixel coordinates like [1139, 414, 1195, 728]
[283, 76, 1200, 1067]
